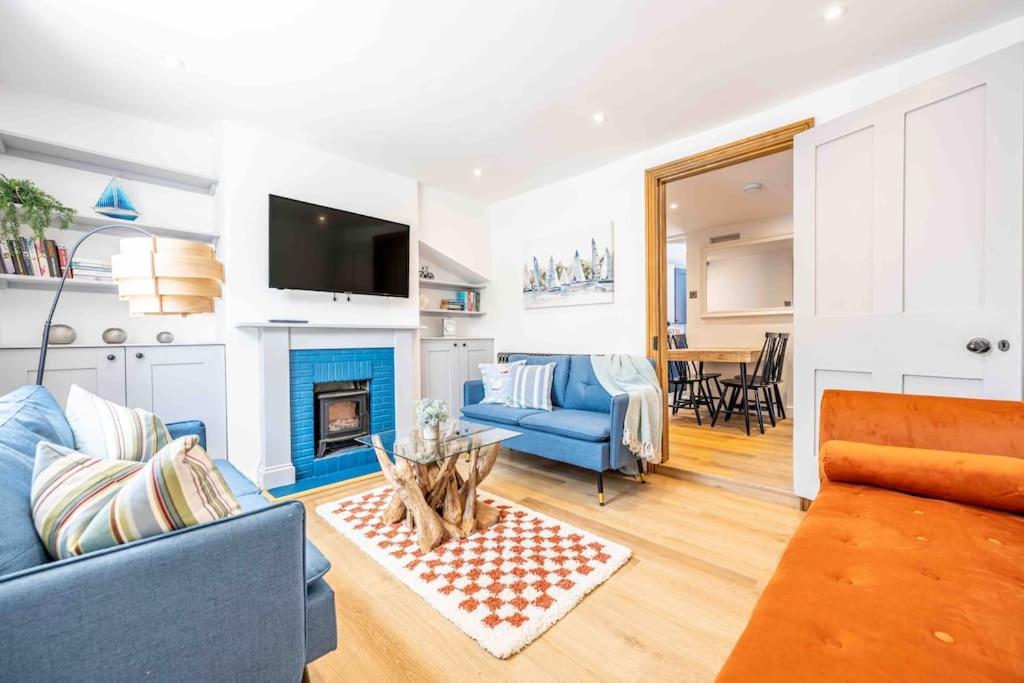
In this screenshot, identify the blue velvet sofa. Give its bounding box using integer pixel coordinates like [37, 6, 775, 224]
[461, 353, 644, 504]
[0, 385, 336, 681]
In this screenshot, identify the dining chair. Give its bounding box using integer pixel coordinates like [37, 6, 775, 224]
[715, 333, 777, 434]
[667, 334, 717, 425]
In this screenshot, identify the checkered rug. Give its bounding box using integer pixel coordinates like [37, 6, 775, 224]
[316, 485, 631, 658]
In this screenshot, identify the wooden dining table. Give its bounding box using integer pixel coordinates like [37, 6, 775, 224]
[664, 347, 762, 436]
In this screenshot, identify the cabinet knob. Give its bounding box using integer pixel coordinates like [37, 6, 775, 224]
[106, 354, 116, 361]
[135, 352, 144, 359]
[453, 342, 457, 347]
[462, 343, 467, 347]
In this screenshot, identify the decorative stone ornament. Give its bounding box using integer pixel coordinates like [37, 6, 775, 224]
[101, 327, 127, 344]
[48, 324, 76, 345]
[156, 331, 174, 344]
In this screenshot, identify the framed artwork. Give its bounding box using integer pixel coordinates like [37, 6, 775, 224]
[521, 223, 614, 309]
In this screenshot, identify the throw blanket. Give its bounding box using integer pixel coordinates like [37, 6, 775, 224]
[591, 355, 664, 473]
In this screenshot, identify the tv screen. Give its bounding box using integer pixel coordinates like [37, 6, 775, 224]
[268, 195, 409, 298]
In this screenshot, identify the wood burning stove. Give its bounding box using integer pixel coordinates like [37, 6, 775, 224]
[314, 380, 371, 457]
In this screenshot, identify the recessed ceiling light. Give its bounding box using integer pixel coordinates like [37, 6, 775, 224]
[823, 4, 847, 21]
[159, 54, 185, 70]
[669, 203, 678, 210]
[743, 182, 765, 193]
[592, 112, 607, 125]
[473, 168, 483, 177]
[318, 215, 326, 222]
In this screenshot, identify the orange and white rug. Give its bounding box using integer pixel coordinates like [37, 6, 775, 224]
[316, 485, 631, 658]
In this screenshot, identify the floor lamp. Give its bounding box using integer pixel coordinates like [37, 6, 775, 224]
[36, 225, 225, 385]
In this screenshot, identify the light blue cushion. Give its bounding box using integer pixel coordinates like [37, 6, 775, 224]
[461, 402, 544, 426]
[508, 354, 571, 407]
[564, 356, 614, 413]
[465, 415, 610, 472]
[518, 408, 611, 442]
[214, 458, 260, 496]
[0, 386, 74, 575]
[167, 419, 207, 451]
[478, 360, 526, 404]
[234, 492, 331, 585]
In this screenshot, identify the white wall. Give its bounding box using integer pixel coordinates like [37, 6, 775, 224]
[217, 122, 422, 482]
[487, 18, 1024, 359]
[686, 215, 794, 407]
[0, 86, 219, 347]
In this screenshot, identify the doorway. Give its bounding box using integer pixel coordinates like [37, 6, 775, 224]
[645, 119, 812, 501]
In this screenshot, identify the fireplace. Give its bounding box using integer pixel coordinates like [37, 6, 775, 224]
[314, 380, 371, 457]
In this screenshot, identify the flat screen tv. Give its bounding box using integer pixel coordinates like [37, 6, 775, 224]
[268, 194, 410, 298]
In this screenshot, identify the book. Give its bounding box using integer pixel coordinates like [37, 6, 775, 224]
[58, 245, 71, 278]
[33, 239, 50, 277]
[44, 240, 61, 278]
[19, 238, 36, 276]
[7, 240, 26, 274]
[0, 241, 9, 274]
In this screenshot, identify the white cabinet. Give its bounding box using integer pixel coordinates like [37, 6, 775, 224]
[420, 338, 494, 415]
[0, 344, 227, 457]
[0, 346, 126, 408]
[126, 345, 227, 458]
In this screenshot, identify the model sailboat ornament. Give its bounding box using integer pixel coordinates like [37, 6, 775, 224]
[93, 177, 139, 221]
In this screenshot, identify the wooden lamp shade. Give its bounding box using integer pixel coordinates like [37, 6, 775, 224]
[111, 237, 224, 316]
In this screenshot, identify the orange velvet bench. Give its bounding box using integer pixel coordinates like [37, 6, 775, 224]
[717, 390, 1024, 682]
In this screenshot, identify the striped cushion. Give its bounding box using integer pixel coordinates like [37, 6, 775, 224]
[30, 436, 239, 560]
[509, 362, 556, 411]
[31, 441, 144, 559]
[66, 384, 171, 462]
[78, 435, 240, 555]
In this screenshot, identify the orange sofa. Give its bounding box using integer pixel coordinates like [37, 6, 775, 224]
[717, 390, 1024, 682]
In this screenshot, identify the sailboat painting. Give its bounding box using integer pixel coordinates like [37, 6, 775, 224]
[93, 177, 139, 221]
[521, 223, 614, 309]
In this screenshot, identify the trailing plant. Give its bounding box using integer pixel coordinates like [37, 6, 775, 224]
[0, 174, 75, 242]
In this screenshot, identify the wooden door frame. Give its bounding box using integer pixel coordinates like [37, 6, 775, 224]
[644, 118, 814, 462]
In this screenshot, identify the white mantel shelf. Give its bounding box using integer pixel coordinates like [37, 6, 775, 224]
[234, 321, 425, 330]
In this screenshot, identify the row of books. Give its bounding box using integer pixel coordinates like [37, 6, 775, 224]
[70, 257, 114, 282]
[1, 238, 70, 278]
[441, 290, 481, 312]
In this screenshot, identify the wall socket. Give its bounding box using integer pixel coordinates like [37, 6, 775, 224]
[689, 290, 698, 299]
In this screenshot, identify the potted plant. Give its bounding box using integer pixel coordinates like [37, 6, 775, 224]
[0, 174, 75, 242]
[415, 398, 449, 440]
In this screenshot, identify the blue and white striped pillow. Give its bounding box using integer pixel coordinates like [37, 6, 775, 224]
[509, 362, 556, 411]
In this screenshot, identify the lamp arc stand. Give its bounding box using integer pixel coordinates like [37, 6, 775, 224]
[35, 224, 153, 385]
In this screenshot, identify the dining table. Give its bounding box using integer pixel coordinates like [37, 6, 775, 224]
[664, 346, 763, 436]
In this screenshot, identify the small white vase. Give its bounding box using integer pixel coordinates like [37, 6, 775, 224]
[421, 423, 439, 440]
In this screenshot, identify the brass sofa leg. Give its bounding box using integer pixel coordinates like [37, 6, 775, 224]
[597, 471, 605, 505]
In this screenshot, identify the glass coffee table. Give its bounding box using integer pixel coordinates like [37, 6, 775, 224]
[355, 420, 520, 552]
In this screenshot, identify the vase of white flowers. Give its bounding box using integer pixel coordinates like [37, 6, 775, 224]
[415, 398, 449, 440]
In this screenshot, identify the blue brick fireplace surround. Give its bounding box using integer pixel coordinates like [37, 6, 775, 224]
[288, 347, 395, 484]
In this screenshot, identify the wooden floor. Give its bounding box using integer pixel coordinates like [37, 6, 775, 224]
[663, 408, 794, 497]
[301, 449, 803, 682]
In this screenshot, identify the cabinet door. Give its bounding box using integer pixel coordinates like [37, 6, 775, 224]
[0, 347, 125, 409]
[420, 340, 460, 413]
[460, 339, 494, 383]
[126, 345, 227, 458]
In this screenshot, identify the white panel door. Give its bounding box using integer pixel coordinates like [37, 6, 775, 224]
[420, 340, 460, 413]
[793, 45, 1023, 499]
[0, 347, 126, 408]
[126, 345, 228, 458]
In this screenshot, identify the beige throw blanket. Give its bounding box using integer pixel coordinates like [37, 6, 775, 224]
[591, 354, 664, 466]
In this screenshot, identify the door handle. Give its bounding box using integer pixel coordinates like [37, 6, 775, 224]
[966, 338, 991, 354]
[135, 352, 144, 359]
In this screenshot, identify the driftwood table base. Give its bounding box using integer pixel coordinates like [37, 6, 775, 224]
[372, 436, 501, 553]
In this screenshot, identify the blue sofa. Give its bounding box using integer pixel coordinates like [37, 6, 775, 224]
[461, 353, 644, 504]
[0, 385, 336, 681]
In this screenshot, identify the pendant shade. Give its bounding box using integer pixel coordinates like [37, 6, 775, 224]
[111, 236, 224, 316]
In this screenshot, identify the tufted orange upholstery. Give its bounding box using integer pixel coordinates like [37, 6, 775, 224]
[718, 390, 1024, 682]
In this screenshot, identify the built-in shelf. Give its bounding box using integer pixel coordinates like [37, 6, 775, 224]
[419, 309, 485, 317]
[235, 321, 425, 330]
[0, 130, 218, 195]
[67, 214, 219, 243]
[418, 278, 487, 291]
[0, 273, 115, 293]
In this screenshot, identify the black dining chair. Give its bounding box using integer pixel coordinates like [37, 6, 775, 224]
[714, 333, 777, 434]
[668, 333, 720, 424]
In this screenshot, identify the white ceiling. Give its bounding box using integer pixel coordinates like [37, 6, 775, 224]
[667, 149, 793, 235]
[0, 1, 1020, 201]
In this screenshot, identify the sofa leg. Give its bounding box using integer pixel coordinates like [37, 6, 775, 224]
[636, 457, 646, 483]
[597, 471, 605, 506]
